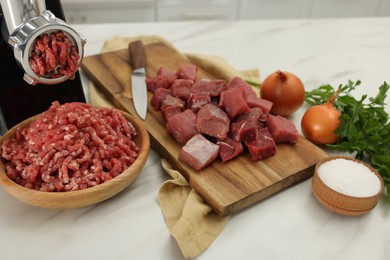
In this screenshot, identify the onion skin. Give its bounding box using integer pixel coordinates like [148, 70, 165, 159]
[260, 70, 305, 116]
[301, 93, 341, 145]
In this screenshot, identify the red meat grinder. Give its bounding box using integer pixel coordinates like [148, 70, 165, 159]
[0, 0, 86, 135]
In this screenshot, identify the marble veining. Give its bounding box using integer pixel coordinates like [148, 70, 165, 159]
[1, 17, 390, 260]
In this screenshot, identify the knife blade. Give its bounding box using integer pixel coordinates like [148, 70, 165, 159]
[129, 40, 148, 120]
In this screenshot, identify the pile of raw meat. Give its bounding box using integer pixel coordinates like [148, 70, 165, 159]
[1, 102, 139, 192]
[29, 30, 80, 78]
[147, 64, 299, 171]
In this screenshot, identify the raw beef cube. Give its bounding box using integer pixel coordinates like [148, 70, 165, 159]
[245, 128, 276, 161]
[163, 106, 182, 122]
[161, 95, 185, 121]
[196, 104, 230, 140]
[191, 79, 227, 97]
[176, 64, 198, 81]
[170, 79, 193, 101]
[161, 95, 185, 111]
[234, 107, 266, 130]
[151, 88, 172, 110]
[217, 137, 243, 162]
[166, 109, 198, 144]
[179, 134, 220, 171]
[221, 87, 249, 119]
[145, 77, 160, 93]
[187, 92, 211, 112]
[234, 107, 263, 122]
[146, 69, 177, 92]
[267, 114, 299, 144]
[230, 119, 258, 142]
[246, 96, 273, 115]
[227, 76, 257, 98]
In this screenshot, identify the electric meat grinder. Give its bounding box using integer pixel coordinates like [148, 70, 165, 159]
[0, 0, 86, 135]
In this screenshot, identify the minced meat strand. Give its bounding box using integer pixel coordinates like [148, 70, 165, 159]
[29, 30, 80, 78]
[1, 102, 139, 192]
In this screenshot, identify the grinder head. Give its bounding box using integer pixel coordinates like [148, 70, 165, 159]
[7, 10, 86, 85]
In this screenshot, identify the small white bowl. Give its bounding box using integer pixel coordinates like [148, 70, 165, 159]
[312, 156, 384, 216]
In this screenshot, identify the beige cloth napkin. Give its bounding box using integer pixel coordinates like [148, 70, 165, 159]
[88, 35, 260, 258]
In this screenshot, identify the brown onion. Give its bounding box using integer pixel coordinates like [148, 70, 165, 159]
[301, 91, 341, 145]
[260, 70, 305, 116]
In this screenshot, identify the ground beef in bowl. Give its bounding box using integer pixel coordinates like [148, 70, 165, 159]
[1, 102, 139, 192]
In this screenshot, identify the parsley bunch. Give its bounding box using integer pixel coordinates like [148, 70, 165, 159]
[305, 80, 390, 202]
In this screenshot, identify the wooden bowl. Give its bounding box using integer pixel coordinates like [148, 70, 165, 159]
[312, 156, 384, 216]
[0, 109, 150, 209]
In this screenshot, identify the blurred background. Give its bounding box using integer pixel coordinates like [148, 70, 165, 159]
[61, 0, 390, 24]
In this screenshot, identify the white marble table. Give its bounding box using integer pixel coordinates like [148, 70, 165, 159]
[1, 18, 390, 260]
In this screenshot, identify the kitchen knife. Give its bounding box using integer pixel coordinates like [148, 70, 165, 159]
[129, 40, 148, 120]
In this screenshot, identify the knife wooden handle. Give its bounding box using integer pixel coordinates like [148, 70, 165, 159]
[129, 40, 146, 70]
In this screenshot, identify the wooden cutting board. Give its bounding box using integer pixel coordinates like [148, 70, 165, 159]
[81, 41, 328, 216]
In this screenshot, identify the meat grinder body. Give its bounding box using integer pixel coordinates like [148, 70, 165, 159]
[0, 0, 86, 134]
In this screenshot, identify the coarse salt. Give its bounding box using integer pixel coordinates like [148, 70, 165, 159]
[317, 158, 381, 198]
